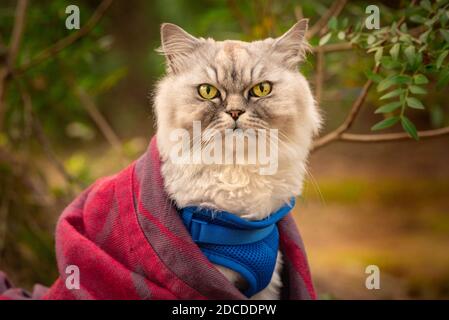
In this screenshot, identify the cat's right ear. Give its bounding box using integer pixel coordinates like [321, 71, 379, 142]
[158, 23, 201, 74]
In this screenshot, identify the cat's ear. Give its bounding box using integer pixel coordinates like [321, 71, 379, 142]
[158, 23, 202, 74]
[272, 19, 309, 69]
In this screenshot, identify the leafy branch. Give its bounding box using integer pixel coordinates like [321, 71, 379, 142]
[0, 0, 28, 131]
[311, 0, 449, 151]
[0, 0, 116, 188]
[13, 0, 114, 75]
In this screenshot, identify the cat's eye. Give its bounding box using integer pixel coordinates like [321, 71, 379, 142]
[198, 84, 219, 100]
[249, 82, 272, 97]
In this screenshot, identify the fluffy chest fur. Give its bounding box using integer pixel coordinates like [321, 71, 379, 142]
[161, 162, 305, 220]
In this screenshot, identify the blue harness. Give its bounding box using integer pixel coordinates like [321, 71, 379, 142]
[180, 198, 295, 297]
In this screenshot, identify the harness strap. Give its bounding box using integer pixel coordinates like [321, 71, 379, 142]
[183, 214, 275, 245]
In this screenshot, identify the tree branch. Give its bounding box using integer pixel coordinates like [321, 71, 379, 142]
[312, 127, 449, 151]
[315, 47, 324, 104]
[32, 113, 79, 187]
[14, 77, 80, 187]
[7, 0, 28, 69]
[312, 42, 352, 53]
[74, 85, 123, 153]
[0, 70, 7, 132]
[313, 65, 380, 151]
[0, 0, 28, 131]
[58, 59, 126, 161]
[340, 127, 449, 143]
[306, 0, 347, 40]
[14, 0, 113, 75]
[294, 6, 304, 21]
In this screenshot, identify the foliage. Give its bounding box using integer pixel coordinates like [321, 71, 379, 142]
[322, 0, 449, 139]
[0, 0, 123, 287]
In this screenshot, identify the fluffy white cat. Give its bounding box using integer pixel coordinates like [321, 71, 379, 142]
[154, 20, 321, 299]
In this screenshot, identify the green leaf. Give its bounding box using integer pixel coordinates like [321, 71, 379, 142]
[350, 33, 361, 44]
[377, 78, 395, 92]
[413, 52, 423, 70]
[420, 0, 432, 11]
[410, 15, 427, 24]
[404, 46, 416, 65]
[93, 67, 128, 95]
[380, 88, 404, 100]
[380, 57, 402, 69]
[399, 34, 413, 45]
[413, 74, 429, 84]
[409, 85, 427, 94]
[425, 15, 439, 27]
[377, 75, 411, 92]
[367, 46, 381, 53]
[437, 67, 449, 89]
[365, 70, 382, 83]
[395, 75, 412, 84]
[436, 50, 449, 69]
[375, 101, 402, 113]
[319, 33, 332, 46]
[440, 9, 449, 27]
[328, 17, 338, 30]
[401, 116, 419, 140]
[406, 97, 425, 109]
[430, 105, 444, 127]
[371, 117, 400, 131]
[419, 29, 431, 43]
[389, 43, 400, 60]
[441, 29, 449, 43]
[374, 47, 383, 65]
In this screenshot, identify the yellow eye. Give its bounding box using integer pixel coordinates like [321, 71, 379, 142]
[198, 84, 219, 99]
[250, 82, 272, 97]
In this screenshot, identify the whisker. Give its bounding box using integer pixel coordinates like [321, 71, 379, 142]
[304, 167, 325, 206]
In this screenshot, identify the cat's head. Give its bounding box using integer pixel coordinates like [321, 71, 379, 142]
[154, 20, 321, 172]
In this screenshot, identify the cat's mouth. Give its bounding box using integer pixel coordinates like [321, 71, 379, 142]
[231, 119, 248, 130]
[217, 120, 241, 131]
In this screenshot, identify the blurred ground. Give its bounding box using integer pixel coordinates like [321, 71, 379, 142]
[294, 136, 449, 299]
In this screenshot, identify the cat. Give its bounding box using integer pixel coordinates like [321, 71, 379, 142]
[154, 20, 321, 300]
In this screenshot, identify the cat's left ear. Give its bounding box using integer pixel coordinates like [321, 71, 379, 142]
[158, 23, 202, 74]
[272, 19, 309, 69]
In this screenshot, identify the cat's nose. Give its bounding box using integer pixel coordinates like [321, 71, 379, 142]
[227, 109, 245, 121]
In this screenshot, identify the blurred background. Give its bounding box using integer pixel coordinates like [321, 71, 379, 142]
[0, 0, 448, 299]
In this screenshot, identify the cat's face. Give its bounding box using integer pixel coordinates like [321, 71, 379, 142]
[155, 20, 321, 168]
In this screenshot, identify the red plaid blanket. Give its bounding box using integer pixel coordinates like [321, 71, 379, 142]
[0, 136, 315, 300]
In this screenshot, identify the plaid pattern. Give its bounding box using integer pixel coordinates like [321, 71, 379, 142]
[0, 136, 316, 300]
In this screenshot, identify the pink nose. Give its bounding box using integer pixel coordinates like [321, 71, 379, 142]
[227, 110, 244, 120]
